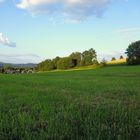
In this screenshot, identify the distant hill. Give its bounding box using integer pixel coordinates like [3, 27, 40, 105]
[0, 62, 37, 68]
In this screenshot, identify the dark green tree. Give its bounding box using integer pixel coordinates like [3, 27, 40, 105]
[125, 40, 140, 65]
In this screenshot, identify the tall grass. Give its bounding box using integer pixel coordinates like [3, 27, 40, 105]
[0, 66, 140, 139]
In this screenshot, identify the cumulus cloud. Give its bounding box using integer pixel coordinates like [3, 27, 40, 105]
[0, 33, 16, 47]
[16, 0, 114, 21]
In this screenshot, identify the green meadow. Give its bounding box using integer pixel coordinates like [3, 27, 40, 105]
[0, 66, 140, 140]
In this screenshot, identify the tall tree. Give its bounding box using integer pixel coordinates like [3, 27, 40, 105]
[81, 48, 97, 66]
[125, 40, 140, 65]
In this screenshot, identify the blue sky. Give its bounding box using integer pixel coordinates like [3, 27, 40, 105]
[0, 0, 140, 63]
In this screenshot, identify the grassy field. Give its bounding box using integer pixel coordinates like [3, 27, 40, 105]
[0, 66, 140, 140]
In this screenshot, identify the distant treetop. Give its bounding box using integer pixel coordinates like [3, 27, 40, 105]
[120, 55, 124, 59]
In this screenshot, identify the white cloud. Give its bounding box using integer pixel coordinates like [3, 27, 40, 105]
[0, 33, 16, 47]
[16, 0, 114, 21]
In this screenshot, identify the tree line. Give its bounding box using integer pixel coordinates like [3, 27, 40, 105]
[37, 40, 140, 71]
[0, 40, 139, 73]
[37, 48, 98, 71]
